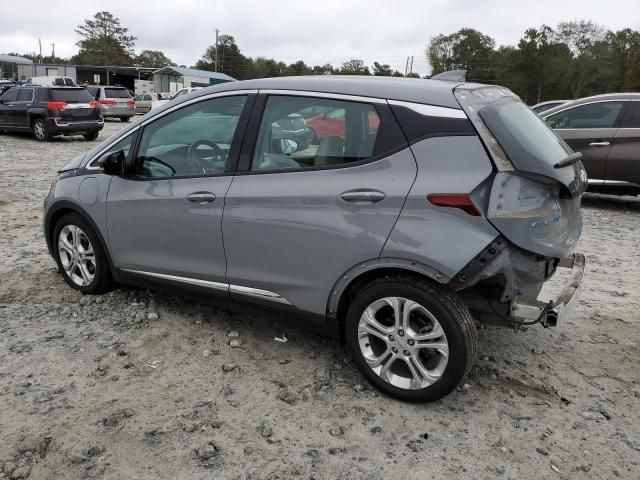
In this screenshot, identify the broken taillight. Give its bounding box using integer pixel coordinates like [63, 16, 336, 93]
[427, 193, 481, 216]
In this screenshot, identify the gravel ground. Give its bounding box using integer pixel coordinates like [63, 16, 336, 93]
[1, 121, 639, 480]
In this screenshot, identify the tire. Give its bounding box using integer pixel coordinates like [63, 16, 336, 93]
[120, 117, 130, 123]
[32, 118, 50, 141]
[83, 131, 99, 141]
[53, 213, 112, 294]
[344, 275, 477, 403]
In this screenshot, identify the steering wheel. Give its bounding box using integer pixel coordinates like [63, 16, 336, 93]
[187, 140, 226, 174]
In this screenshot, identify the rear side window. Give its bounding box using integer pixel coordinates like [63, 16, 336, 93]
[545, 102, 624, 129]
[251, 96, 397, 172]
[49, 89, 94, 103]
[17, 89, 33, 102]
[104, 88, 131, 99]
[620, 102, 640, 128]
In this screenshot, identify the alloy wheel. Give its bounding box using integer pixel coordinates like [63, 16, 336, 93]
[34, 121, 45, 140]
[357, 297, 449, 390]
[57, 225, 96, 287]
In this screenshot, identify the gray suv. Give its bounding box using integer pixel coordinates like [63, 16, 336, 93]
[43, 77, 586, 402]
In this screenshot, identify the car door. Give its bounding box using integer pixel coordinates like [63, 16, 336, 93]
[606, 101, 640, 184]
[13, 88, 33, 129]
[0, 88, 18, 128]
[222, 93, 414, 315]
[106, 92, 254, 287]
[544, 100, 625, 184]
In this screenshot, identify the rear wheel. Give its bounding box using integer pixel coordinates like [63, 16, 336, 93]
[344, 276, 477, 402]
[120, 117, 130, 123]
[32, 118, 50, 141]
[53, 213, 112, 294]
[83, 131, 99, 141]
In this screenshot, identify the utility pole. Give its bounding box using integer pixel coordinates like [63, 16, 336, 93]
[409, 56, 414, 75]
[51, 43, 56, 61]
[404, 56, 409, 76]
[214, 29, 219, 72]
[38, 38, 42, 64]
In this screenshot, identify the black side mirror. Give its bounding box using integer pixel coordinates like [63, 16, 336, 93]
[100, 150, 125, 176]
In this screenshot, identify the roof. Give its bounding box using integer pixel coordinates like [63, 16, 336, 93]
[153, 66, 235, 82]
[541, 92, 640, 116]
[182, 75, 464, 109]
[0, 54, 34, 64]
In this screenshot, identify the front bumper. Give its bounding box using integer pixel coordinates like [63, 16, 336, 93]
[511, 253, 585, 327]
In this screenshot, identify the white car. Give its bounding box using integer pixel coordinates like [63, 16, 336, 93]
[151, 87, 202, 110]
[26, 76, 76, 87]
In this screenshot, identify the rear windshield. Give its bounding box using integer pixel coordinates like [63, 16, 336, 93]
[49, 88, 95, 103]
[479, 97, 573, 168]
[105, 88, 131, 99]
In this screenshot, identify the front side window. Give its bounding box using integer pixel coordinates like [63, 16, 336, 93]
[546, 101, 624, 129]
[2, 88, 18, 102]
[252, 96, 381, 171]
[134, 95, 247, 178]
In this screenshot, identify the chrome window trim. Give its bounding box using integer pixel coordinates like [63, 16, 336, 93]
[259, 89, 387, 104]
[85, 89, 258, 170]
[120, 269, 292, 305]
[387, 99, 467, 119]
[541, 99, 629, 122]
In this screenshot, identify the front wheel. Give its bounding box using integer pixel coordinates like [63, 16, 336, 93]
[53, 213, 112, 294]
[344, 276, 477, 402]
[32, 118, 50, 141]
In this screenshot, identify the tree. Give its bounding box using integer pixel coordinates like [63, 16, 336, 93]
[372, 62, 392, 76]
[72, 11, 136, 65]
[136, 50, 173, 68]
[427, 28, 496, 82]
[195, 35, 249, 79]
[338, 59, 370, 75]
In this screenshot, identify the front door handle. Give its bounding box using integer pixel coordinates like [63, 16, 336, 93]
[589, 141, 610, 147]
[340, 189, 386, 204]
[186, 192, 216, 204]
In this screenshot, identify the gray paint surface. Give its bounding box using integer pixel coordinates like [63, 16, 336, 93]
[223, 148, 417, 315]
[382, 136, 498, 278]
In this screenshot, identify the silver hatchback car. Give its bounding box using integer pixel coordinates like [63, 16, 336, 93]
[44, 76, 586, 402]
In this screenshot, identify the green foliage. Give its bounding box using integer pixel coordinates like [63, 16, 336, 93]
[427, 22, 640, 103]
[136, 50, 173, 68]
[337, 59, 371, 75]
[72, 11, 136, 65]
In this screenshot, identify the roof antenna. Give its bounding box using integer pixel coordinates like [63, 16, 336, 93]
[430, 70, 467, 82]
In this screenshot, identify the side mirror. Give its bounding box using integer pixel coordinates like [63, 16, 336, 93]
[279, 138, 298, 155]
[100, 150, 125, 175]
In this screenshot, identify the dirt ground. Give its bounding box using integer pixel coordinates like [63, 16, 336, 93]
[1, 121, 639, 480]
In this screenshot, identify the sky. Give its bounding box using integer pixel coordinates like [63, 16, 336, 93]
[1, 0, 638, 76]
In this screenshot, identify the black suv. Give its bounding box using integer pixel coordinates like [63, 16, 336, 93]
[0, 86, 103, 141]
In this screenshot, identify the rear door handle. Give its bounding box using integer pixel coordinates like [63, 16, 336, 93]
[589, 141, 610, 147]
[186, 192, 216, 204]
[340, 189, 386, 204]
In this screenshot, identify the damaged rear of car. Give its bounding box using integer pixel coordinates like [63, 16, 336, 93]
[452, 85, 586, 329]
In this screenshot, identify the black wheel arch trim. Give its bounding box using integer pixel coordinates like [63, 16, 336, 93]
[44, 200, 117, 278]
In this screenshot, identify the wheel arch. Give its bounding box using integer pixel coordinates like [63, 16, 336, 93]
[45, 200, 117, 278]
[328, 258, 451, 339]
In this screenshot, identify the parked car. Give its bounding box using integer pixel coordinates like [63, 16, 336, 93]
[133, 93, 160, 114]
[44, 76, 586, 402]
[0, 85, 102, 141]
[26, 76, 76, 87]
[85, 85, 134, 122]
[531, 100, 570, 115]
[151, 87, 202, 110]
[305, 106, 380, 143]
[541, 93, 640, 194]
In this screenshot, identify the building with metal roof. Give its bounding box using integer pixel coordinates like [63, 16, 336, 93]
[152, 66, 235, 93]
